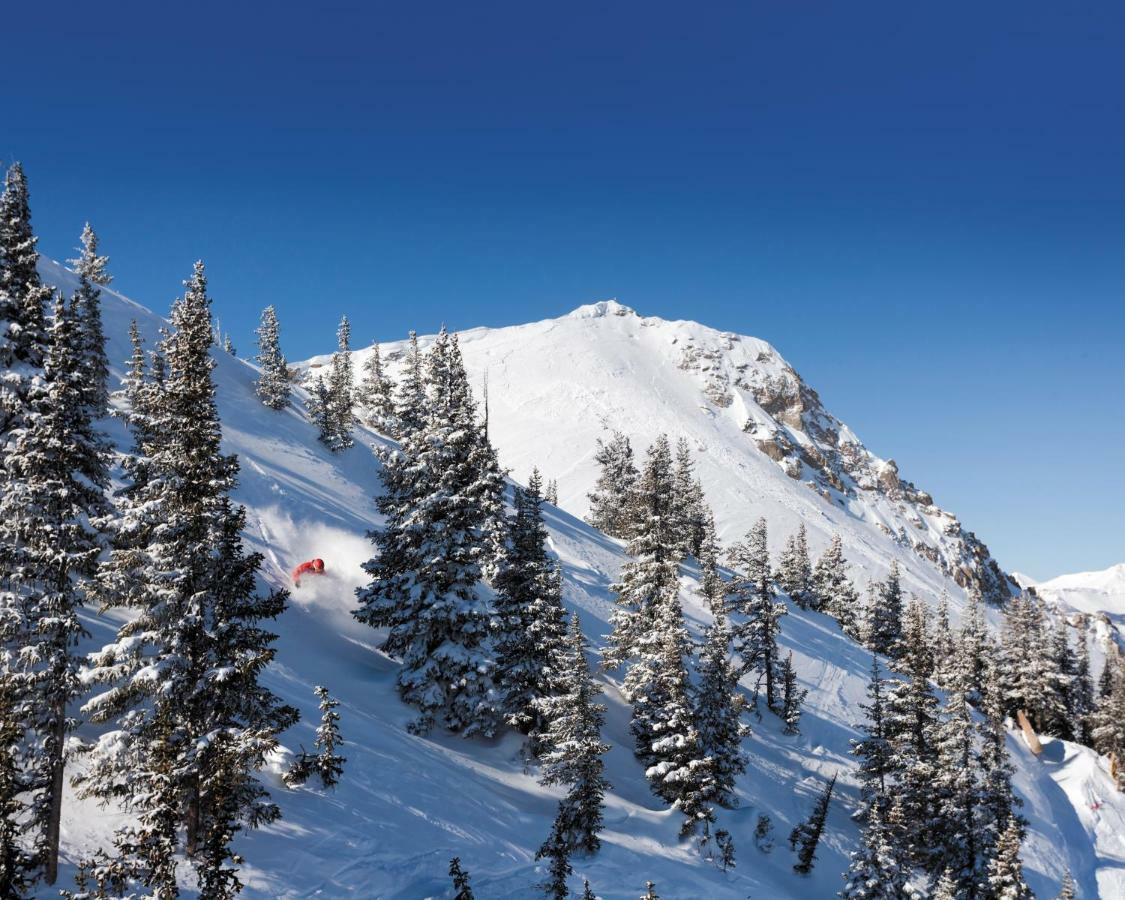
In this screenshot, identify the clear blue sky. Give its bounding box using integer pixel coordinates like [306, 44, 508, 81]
[7, 1, 1123, 579]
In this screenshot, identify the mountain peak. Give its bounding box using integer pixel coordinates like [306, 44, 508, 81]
[566, 298, 637, 319]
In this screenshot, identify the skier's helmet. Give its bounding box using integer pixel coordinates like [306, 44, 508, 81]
[313, 558, 324, 571]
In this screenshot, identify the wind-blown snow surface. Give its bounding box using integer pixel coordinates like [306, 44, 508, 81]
[38, 260, 1118, 897]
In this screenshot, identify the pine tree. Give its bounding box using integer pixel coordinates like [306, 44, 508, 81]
[996, 593, 1055, 733]
[897, 597, 933, 681]
[603, 436, 680, 671]
[1090, 658, 1125, 783]
[977, 680, 1022, 882]
[1072, 621, 1095, 746]
[392, 331, 426, 438]
[67, 222, 112, 416]
[449, 857, 474, 900]
[1043, 616, 1076, 740]
[812, 534, 859, 632]
[325, 314, 354, 450]
[931, 688, 980, 895]
[534, 614, 610, 855]
[580, 878, 597, 900]
[0, 676, 33, 896]
[353, 327, 499, 736]
[254, 305, 291, 410]
[78, 262, 299, 893]
[356, 342, 394, 431]
[779, 652, 807, 735]
[545, 479, 559, 506]
[586, 431, 639, 539]
[727, 518, 786, 709]
[778, 524, 813, 609]
[984, 819, 1032, 900]
[639, 881, 659, 900]
[931, 591, 954, 690]
[4, 293, 112, 884]
[693, 607, 748, 807]
[932, 869, 959, 900]
[286, 686, 346, 789]
[790, 772, 836, 874]
[536, 824, 573, 900]
[839, 805, 909, 899]
[308, 375, 333, 444]
[954, 589, 991, 701]
[0, 162, 50, 376]
[714, 829, 736, 871]
[853, 655, 895, 817]
[222, 333, 236, 355]
[671, 438, 707, 558]
[1057, 869, 1076, 900]
[862, 562, 903, 658]
[631, 594, 715, 835]
[494, 471, 567, 744]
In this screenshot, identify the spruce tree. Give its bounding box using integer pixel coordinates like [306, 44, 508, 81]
[839, 805, 909, 899]
[357, 342, 394, 431]
[0, 676, 32, 896]
[693, 606, 748, 807]
[812, 534, 859, 632]
[494, 470, 568, 744]
[603, 436, 680, 671]
[286, 686, 346, 789]
[931, 590, 954, 690]
[449, 857, 474, 900]
[862, 562, 903, 658]
[853, 655, 895, 817]
[1072, 622, 1095, 746]
[353, 326, 499, 736]
[79, 262, 299, 893]
[581, 878, 596, 900]
[0, 162, 50, 377]
[6, 293, 111, 884]
[727, 518, 786, 709]
[779, 652, 807, 735]
[671, 438, 707, 558]
[254, 305, 291, 410]
[308, 375, 333, 444]
[631, 594, 714, 835]
[1057, 869, 1076, 900]
[392, 330, 426, 438]
[931, 688, 980, 895]
[984, 819, 1032, 900]
[545, 479, 559, 506]
[67, 222, 112, 416]
[326, 314, 354, 450]
[977, 681, 1022, 882]
[1043, 617, 1076, 740]
[790, 772, 836, 875]
[778, 524, 813, 609]
[586, 431, 639, 539]
[536, 824, 573, 900]
[897, 597, 933, 681]
[954, 589, 991, 701]
[534, 614, 610, 855]
[640, 881, 659, 900]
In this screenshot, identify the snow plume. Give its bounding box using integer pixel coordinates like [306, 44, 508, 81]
[249, 505, 373, 617]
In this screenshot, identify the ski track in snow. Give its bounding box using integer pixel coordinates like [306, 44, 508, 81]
[35, 259, 1122, 898]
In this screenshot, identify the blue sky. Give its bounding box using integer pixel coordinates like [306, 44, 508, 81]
[8, 2, 1123, 579]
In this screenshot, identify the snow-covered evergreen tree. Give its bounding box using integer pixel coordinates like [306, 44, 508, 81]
[953, 589, 991, 701]
[896, 597, 933, 681]
[640, 880, 659, 900]
[790, 772, 836, 875]
[286, 686, 346, 790]
[812, 533, 859, 632]
[67, 222, 112, 416]
[1057, 869, 1076, 900]
[392, 330, 426, 438]
[976, 680, 1022, 882]
[0, 676, 33, 896]
[325, 314, 354, 450]
[984, 819, 1033, 900]
[931, 688, 980, 894]
[996, 593, 1056, 734]
[931, 590, 954, 690]
[693, 606, 748, 807]
[254, 305, 291, 410]
[356, 342, 394, 431]
[536, 823, 573, 900]
[1043, 616, 1077, 740]
[631, 593, 714, 835]
[544, 478, 559, 506]
[727, 518, 786, 709]
[852, 655, 895, 818]
[839, 805, 910, 899]
[586, 431, 639, 540]
[494, 470, 568, 745]
[534, 613, 609, 855]
[308, 375, 333, 444]
[777, 524, 813, 609]
[603, 435, 680, 671]
[671, 438, 707, 558]
[353, 326, 499, 736]
[779, 652, 807, 735]
[862, 562, 903, 658]
[1072, 622, 1095, 746]
[222, 333, 236, 355]
[78, 262, 299, 893]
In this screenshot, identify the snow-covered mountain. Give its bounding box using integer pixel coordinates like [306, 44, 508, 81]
[35, 258, 1123, 898]
[304, 300, 1013, 609]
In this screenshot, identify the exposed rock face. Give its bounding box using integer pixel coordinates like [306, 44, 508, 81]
[678, 328, 1014, 603]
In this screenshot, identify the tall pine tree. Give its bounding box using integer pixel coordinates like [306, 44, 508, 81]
[254, 305, 291, 410]
[586, 431, 639, 540]
[727, 518, 786, 709]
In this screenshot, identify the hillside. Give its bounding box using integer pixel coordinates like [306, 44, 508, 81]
[303, 301, 1012, 615]
[35, 258, 1118, 898]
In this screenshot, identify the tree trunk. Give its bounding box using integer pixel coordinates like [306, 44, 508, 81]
[185, 778, 201, 857]
[43, 699, 66, 885]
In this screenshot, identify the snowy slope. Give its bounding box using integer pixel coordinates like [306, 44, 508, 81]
[35, 259, 1112, 898]
[304, 301, 1013, 616]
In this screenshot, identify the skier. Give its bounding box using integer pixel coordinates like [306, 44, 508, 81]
[293, 557, 325, 587]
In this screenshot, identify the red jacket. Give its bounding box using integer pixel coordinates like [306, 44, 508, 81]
[293, 558, 325, 584]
